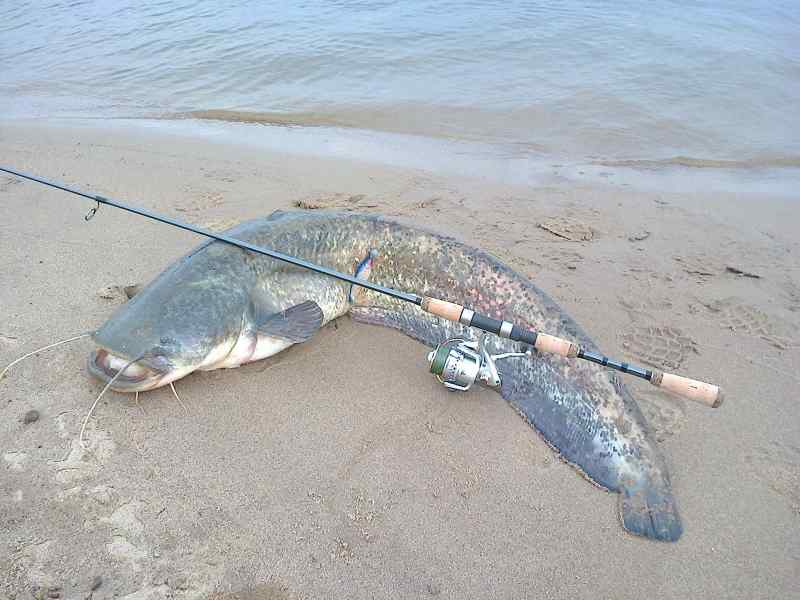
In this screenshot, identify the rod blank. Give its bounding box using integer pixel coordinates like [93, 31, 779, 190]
[1, 166, 723, 408]
[0, 166, 421, 306]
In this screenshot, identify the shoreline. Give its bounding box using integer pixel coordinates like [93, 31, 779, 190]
[4, 117, 800, 198]
[1, 119, 797, 598]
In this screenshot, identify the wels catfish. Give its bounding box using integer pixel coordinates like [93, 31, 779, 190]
[89, 210, 683, 542]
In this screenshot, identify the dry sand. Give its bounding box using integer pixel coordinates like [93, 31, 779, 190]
[1, 120, 798, 599]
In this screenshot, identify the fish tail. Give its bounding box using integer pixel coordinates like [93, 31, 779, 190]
[619, 477, 683, 542]
[498, 346, 685, 542]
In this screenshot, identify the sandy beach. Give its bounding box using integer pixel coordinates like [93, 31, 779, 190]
[1, 120, 798, 599]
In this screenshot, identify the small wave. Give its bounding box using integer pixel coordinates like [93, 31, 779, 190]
[594, 156, 800, 170]
[157, 106, 547, 144]
[162, 111, 800, 174]
[164, 109, 356, 129]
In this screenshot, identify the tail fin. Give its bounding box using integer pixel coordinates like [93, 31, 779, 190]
[620, 479, 683, 542]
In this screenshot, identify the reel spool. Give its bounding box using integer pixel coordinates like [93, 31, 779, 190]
[427, 338, 528, 392]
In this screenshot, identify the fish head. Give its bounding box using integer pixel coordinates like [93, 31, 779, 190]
[88, 247, 250, 392]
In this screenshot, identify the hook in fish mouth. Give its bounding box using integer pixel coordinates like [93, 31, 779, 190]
[87, 348, 168, 392]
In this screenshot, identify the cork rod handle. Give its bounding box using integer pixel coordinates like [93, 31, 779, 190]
[421, 297, 464, 322]
[533, 333, 579, 358]
[650, 371, 724, 408]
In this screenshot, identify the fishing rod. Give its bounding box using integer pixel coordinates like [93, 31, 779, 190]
[1, 166, 722, 407]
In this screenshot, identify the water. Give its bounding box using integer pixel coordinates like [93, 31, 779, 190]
[2, 1, 799, 171]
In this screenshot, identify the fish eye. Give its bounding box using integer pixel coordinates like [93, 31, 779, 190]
[148, 354, 172, 371]
[150, 338, 179, 362]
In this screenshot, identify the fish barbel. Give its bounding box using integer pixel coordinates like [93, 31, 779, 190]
[89, 210, 683, 542]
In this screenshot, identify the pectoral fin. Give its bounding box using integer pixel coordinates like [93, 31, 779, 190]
[256, 300, 324, 343]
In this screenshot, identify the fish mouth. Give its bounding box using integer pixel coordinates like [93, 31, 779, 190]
[87, 348, 167, 392]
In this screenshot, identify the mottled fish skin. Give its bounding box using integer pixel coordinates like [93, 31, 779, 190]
[89, 210, 683, 541]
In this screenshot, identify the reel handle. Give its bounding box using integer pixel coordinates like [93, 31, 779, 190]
[420, 296, 723, 408]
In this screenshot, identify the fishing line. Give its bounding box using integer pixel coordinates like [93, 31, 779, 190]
[0, 166, 723, 407]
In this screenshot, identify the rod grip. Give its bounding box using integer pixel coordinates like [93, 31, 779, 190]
[421, 297, 464, 322]
[651, 371, 723, 407]
[534, 333, 578, 358]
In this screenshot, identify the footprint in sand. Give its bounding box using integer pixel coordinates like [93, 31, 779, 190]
[97, 284, 141, 302]
[204, 583, 294, 600]
[704, 298, 795, 350]
[619, 294, 674, 317]
[779, 279, 800, 314]
[347, 490, 383, 542]
[673, 254, 725, 281]
[332, 537, 355, 562]
[0, 332, 20, 349]
[479, 243, 540, 277]
[745, 442, 800, 513]
[539, 248, 583, 272]
[537, 216, 595, 242]
[48, 414, 116, 484]
[635, 391, 687, 443]
[201, 168, 237, 183]
[620, 326, 698, 370]
[0, 175, 21, 192]
[176, 188, 226, 215]
[101, 501, 149, 572]
[293, 193, 377, 211]
[384, 195, 446, 218]
[3, 450, 28, 471]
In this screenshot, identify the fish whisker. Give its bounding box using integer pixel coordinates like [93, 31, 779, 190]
[170, 381, 187, 413]
[1, 332, 92, 381]
[79, 354, 144, 449]
[134, 390, 145, 416]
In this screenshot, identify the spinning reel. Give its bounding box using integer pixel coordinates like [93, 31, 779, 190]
[427, 337, 529, 392]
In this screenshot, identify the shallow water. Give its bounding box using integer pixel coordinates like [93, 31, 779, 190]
[2, 1, 799, 168]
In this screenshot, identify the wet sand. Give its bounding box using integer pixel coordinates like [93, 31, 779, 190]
[1, 120, 798, 599]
